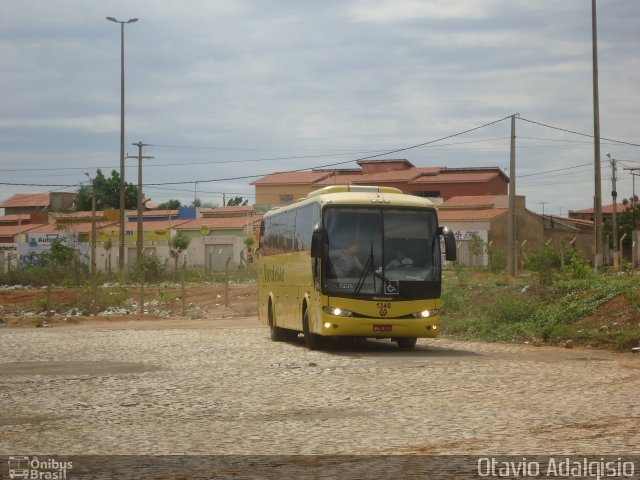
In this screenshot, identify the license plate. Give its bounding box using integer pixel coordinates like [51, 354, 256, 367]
[373, 325, 392, 332]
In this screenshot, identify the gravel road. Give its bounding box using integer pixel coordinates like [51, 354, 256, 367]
[0, 318, 638, 455]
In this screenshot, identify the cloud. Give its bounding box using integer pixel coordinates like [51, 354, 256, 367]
[347, 0, 496, 23]
[0, 0, 638, 213]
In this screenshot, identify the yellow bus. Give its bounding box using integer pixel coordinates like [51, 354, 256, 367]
[258, 185, 456, 349]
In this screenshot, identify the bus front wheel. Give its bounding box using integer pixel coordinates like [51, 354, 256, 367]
[396, 337, 417, 349]
[303, 309, 323, 350]
[269, 303, 286, 342]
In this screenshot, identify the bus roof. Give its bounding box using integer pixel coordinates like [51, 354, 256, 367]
[306, 185, 402, 197]
[262, 185, 437, 219]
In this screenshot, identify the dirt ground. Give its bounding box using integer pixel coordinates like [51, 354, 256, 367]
[0, 282, 259, 328]
[1, 282, 638, 342]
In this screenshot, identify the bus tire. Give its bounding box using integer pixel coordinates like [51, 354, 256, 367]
[268, 302, 286, 342]
[302, 308, 323, 350]
[397, 337, 417, 349]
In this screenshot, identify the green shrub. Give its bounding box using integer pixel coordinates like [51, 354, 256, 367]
[487, 293, 536, 325]
[440, 283, 467, 313]
[130, 255, 167, 283]
[487, 247, 506, 274]
[562, 249, 592, 279]
[449, 261, 469, 284]
[524, 247, 560, 285]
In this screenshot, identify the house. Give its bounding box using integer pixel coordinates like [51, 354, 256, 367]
[0, 222, 46, 272]
[127, 207, 197, 222]
[251, 159, 508, 209]
[438, 195, 594, 268]
[0, 192, 76, 215]
[569, 203, 630, 222]
[200, 205, 256, 218]
[174, 215, 261, 271]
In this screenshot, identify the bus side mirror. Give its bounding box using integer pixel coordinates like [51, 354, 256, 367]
[438, 226, 457, 261]
[311, 226, 326, 259]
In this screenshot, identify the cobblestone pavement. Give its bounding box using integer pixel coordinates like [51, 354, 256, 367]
[0, 319, 638, 455]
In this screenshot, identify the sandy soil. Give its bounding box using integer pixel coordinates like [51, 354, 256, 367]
[0, 282, 259, 328]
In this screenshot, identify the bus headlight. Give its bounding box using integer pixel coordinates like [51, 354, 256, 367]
[322, 307, 353, 317]
[412, 309, 439, 318]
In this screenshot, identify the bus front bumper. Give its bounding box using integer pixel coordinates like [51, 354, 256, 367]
[314, 314, 440, 338]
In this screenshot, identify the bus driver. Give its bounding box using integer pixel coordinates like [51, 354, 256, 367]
[385, 249, 413, 269]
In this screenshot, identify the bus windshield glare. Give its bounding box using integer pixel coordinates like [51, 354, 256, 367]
[323, 207, 441, 299]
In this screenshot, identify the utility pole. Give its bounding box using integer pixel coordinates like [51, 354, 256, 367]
[507, 114, 517, 276]
[624, 167, 639, 268]
[127, 142, 153, 261]
[607, 153, 619, 268]
[538, 202, 547, 240]
[539, 202, 547, 218]
[624, 168, 639, 226]
[84, 172, 97, 276]
[591, 0, 604, 268]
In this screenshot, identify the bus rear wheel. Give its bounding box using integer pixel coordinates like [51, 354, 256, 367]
[268, 303, 286, 342]
[303, 309, 323, 350]
[396, 337, 417, 349]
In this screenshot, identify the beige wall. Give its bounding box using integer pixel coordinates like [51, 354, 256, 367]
[543, 225, 594, 264]
[255, 185, 317, 209]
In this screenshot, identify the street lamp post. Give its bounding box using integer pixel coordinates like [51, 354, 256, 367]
[84, 172, 97, 276]
[106, 16, 138, 273]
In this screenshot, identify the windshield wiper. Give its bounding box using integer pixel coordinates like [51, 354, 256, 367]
[354, 243, 375, 295]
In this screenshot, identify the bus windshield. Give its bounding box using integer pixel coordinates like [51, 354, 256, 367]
[323, 207, 441, 299]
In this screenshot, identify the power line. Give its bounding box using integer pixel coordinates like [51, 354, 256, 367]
[516, 162, 593, 179]
[1, 116, 514, 188]
[146, 116, 514, 186]
[518, 117, 640, 147]
[0, 137, 514, 174]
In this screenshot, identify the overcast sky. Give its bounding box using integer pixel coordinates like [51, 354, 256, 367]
[1, 0, 638, 215]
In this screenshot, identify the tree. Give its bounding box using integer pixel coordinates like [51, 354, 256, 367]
[75, 169, 137, 211]
[156, 199, 182, 210]
[103, 239, 113, 273]
[244, 236, 256, 264]
[190, 198, 216, 208]
[226, 196, 249, 206]
[169, 231, 191, 272]
[467, 232, 484, 268]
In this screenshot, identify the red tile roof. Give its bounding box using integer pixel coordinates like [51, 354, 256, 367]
[252, 171, 333, 185]
[352, 169, 427, 183]
[0, 224, 41, 237]
[550, 216, 594, 226]
[200, 205, 255, 216]
[0, 193, 50, 208]
[55, 211, 106, 221]
[315, 173, 370, 186]
[253, 165, 507, 188]
[0, 214, 31, 224]
[27, 222, 118, 235]
[176, 216, 262, 230]
[141, 209, 179, 217]
[569, 203, 630, 215]
[135, 220, 191, 231]
[412, 171, 499, 184]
